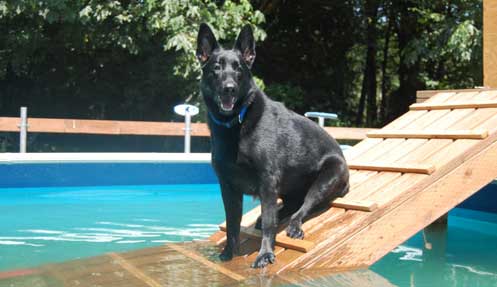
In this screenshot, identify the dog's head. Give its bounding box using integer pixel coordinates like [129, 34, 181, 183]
[196, 23, 256, 116]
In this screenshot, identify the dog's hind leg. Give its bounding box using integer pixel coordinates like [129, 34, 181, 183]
[286, 155, 349, 239]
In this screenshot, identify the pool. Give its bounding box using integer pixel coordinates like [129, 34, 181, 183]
[0, 184, 259, 271]
[1, 153, 497, 286]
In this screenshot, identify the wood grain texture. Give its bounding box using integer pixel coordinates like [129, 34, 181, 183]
[484, 0, 497, 87]
[347, 162, 435, 174]
[410, 100, 497, 110]
[167, 243, 246, 282]
[0, 117, 374, 140]
[108, 252, 163, 287]
[315, 139, 497, 269]
[331, 198, 378, 212]
[367, 129, 488, 139]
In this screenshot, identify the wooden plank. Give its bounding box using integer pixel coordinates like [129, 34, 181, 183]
[0, 117, 210, 136]
[345, 138, 426, 199]
[0, 269, 40, 280]
[393, 139, 453, 167]
[301, 208, 346, 236]
[416, 89, 494, 104]
[348, 162, 435, 174]
[484, 0, 497, 87]
[349, 171, 377, 188]
[331, 198, 378, 212]
[403, 110, 451, 130]
[323, 127, 376, 140]
[167, 243, 245, 282]
[347, 139, 405, 163]
[343, 138, 383, 162]
[0, 117, 372, 140]
[277, 269, 397, 287]
[108, 252, 162, 287]
[420, 91, 456, 103]
[219, 226, 315, 253]
[410, 100, 497, 110]
[382, 110, 427, 130]
[367, 129, 488, 139]
[347, 172, 402, 202]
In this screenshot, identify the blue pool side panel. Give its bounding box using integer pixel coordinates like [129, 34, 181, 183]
[0, 162, 495, 214]
[0, 163, 219, 187]
[458, 182, 497, 214]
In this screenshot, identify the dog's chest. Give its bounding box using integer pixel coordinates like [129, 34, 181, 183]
[211, 136, 261, 195]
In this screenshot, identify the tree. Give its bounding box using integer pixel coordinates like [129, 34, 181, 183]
[0, 0, 266, 120]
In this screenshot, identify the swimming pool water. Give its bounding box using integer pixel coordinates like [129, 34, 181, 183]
[371, 208, 497, 287]
[0, 184, 258, 271]
[1, 184, 496, 287]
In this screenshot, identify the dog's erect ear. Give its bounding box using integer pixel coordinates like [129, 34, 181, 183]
[196, 23, 219, 65]
[234, 24, 256, 68]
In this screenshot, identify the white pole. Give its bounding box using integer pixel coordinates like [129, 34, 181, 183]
[184, 108, 191, 153]
[318, 117, 325, 127]
[19, 107, 28, 153]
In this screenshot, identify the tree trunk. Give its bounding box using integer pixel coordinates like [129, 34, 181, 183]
[388, 0, 423, 123]
[380, 0, 393, 125]
[356, 0, 379, 127]
[356, 74, 367, 126]
[365, 0, 379, 126]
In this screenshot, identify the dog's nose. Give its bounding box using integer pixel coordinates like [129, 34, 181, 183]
[223, 83, 236, 94]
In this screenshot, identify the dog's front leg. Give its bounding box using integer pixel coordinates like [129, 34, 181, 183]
[251, 174, 278, 268]
[219, 183, 243, 261]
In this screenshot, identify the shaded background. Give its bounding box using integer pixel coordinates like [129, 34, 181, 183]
[0, 0, 482, 151]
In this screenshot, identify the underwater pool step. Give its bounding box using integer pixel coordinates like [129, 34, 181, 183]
[168, 243, 246, 282]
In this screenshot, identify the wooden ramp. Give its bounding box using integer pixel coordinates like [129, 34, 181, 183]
[208, 88, 497, 274]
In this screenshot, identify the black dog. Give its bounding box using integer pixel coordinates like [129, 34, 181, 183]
[196, 23, 349, 268]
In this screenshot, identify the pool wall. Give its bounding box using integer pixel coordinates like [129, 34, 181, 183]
[1, 152, 496, 214]
[0, 153, 217, 187]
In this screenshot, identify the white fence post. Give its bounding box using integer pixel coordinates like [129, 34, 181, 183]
[19, 107, 28, 153]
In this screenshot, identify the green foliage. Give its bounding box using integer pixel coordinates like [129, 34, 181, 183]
[265, 83, 305, 112]
[0, 0, 265, 121]
[0, 0, 485, 135]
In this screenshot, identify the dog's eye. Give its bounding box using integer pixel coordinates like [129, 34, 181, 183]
[214, 63, 221, 71]
[232, 62, 241, 71]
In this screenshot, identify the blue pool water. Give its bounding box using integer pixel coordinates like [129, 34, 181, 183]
[1, 184, 496, 286]
[0, 184, 258, 271]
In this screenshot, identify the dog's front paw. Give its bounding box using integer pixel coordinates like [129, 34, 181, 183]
[219, 247, 234, 261]
[251, 252, 275, 268]
[286, 222, 304, 239]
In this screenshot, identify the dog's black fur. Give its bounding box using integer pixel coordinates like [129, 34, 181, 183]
[196, 23, 349, 268]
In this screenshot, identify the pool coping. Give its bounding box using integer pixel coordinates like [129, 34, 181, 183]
[0, 153, 212, 164]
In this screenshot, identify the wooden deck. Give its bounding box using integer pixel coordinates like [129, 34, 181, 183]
[0, 117, 374, 140]
[2, 89, 497, 286]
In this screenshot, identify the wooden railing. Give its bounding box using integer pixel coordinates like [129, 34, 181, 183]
[0, 116, 374, 140]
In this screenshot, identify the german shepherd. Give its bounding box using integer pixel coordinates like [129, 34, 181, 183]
[196, 23, 349, 268]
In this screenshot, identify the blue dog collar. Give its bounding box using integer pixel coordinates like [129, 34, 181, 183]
[209, 105, 249, 128]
